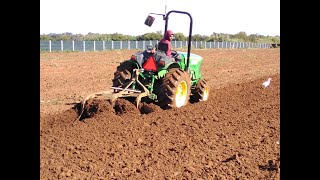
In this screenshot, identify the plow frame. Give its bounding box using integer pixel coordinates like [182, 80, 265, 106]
[76, 68, 151, 120]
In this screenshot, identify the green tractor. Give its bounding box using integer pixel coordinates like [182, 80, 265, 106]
[77, 10, 209, 119]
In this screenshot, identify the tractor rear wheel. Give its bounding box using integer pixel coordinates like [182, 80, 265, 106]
[158, 68, 191, 109]
[191, 79, 209, 102]
[112, 61, 135, 88]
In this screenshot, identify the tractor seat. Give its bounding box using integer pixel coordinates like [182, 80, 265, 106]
[157, 42, 168, 52]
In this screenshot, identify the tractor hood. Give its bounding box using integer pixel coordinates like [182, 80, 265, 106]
[178, 52, 203, 65]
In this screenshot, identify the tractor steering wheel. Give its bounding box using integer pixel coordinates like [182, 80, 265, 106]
[171, 50, 178, 59]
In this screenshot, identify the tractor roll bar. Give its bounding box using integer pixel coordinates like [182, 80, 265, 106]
[164, 10, 193, 72]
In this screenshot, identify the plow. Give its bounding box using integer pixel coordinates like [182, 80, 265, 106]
[76, 10, 210, 120]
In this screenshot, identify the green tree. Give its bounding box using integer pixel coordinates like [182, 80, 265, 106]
[248, 34, 259, 43]
[173, 32, 187, 41]
[56, 34, 71, 41]
[156, 30, 163, 36]
[72, 34, 84, 41]
[192, 34, 203, 41]
[109, 33, 127, 41]
[143, 32, 162, 40]
[40, 31, 279, 44]
[40, 35, 54, 40]
[234, 31, 248, 41]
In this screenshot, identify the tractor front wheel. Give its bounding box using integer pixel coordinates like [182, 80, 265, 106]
[158, 68, 191, 109]
[191, 79, 209, 102]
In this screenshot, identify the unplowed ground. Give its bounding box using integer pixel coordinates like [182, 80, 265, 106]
[40, 49, 280, 179]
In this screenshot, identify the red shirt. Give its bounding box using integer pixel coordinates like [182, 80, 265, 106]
[159, 30, 174, 57]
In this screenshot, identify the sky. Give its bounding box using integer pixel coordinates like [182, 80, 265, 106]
[40, 0, 280, 37]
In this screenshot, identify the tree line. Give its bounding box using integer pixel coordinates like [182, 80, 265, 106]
[40, 31, 280, 44]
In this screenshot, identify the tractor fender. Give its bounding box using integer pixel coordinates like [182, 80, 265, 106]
[165, 61, 181, 69]
[126, 59, 141, 69]
[157, 62, 181, 79]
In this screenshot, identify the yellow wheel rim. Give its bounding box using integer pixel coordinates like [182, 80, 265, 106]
[202, 86, 209, 101]
[175, 81, 188, 107]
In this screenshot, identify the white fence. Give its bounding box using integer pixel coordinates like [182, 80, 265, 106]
[40, 40, 272, 52]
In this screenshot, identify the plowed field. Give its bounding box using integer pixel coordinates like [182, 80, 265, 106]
[40, 48, 280, 179]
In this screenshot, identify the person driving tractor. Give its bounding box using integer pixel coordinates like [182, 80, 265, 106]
[159, 30, 174, 57]
[156, 30, 181, 62]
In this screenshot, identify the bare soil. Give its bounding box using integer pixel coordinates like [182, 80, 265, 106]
[40, 48, 280, 179]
